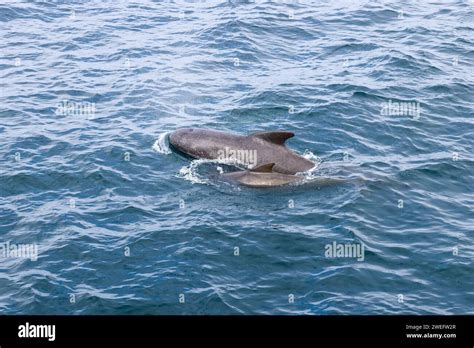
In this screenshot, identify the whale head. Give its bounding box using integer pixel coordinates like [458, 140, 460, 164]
[169, 127, 243, 159]
[168, 128, 194, 152]
[168, 128, 209, 158]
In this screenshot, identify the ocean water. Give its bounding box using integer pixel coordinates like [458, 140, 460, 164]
[0, 0, 473, 315]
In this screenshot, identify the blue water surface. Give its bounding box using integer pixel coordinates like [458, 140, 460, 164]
[0, 0, 473, 314]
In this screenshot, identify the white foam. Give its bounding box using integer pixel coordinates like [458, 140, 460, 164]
[298, 150, 323, 177]
[302, 149, 322, 165]
[177, 159, 209, 185]
[176, 157, 247, 185]
[152, 132, 172, 155]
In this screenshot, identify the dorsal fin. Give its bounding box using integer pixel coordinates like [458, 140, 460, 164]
[250, 131, 294, 145]
[250, 163, 275, 173]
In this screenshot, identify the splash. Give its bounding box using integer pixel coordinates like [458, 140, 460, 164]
[299, 150, 323, 177]
[177, 159, 209, 185]
[176, 158, 247, 185]
[152, 132, 172, 155]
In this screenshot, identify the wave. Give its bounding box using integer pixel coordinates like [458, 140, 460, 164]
[152, 132, 172, 155]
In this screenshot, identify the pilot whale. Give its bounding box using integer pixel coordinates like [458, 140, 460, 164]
[223, 163, 344, 188]
[223, 163, 303, 187]
[169, 128, 315, 175]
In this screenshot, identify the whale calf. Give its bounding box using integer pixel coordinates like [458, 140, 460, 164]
[223, 163, 344, 188]
[169, 128, 315, 175]
[223, 163, 304, 187]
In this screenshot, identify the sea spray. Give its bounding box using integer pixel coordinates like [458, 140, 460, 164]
[152, 132, 172, 155]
